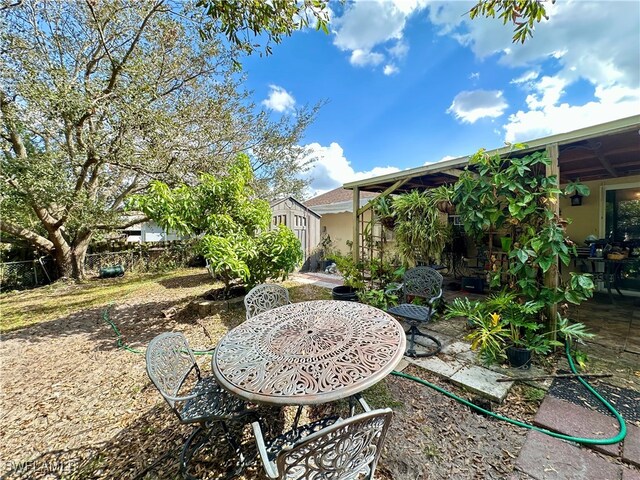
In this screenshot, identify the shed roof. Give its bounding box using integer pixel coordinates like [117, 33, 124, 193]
[270, 196, 321, 218]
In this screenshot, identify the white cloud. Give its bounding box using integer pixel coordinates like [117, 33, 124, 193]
[332, 0, 428, 72]
[350, 49, 385, 67]
[469, 72, 480, 80]
[388, 40, 409, 59]
[447, 90, 508, 123]
[504, 86, 640, 143]
[262, 85, 296, 113]
[301, 142, 400, 197]
[524, 75, 568, 110]
[511, 70, 539, 84]
[383, 64, 399, 76]
[427, 0, 639, 141]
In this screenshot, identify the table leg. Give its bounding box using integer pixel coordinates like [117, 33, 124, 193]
[613, 263, 625, 298]
[605, 262, 616, 305]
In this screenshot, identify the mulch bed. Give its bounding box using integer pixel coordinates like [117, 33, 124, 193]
[1, 271, 546, 479]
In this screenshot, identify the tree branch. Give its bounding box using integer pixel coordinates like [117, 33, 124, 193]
[0, 220, 55, 253]
[93, 215, 149, 230]
[0, 90, 28, 159]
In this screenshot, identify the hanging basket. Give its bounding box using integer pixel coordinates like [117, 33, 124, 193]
[435, 200, 456, 215]
[380, 217, 396, 230]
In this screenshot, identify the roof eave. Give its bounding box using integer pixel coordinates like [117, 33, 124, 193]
[343, 115, 640, 190]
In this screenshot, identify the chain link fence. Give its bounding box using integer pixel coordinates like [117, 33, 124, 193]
[1, 242, 199, 292]
[0, 257, 56, 291]
[84, 250, 147, 277]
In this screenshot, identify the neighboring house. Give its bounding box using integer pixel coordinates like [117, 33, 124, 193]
[304, 187, 378, 255]
[123, 219, 183, 243]
[270, 197, 321, 271]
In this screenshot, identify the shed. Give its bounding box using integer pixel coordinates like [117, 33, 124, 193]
[270, 197, 322, 271]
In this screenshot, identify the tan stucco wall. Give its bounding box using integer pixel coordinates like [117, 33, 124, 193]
[560, 174, 640, 282]
[560, 174, 640, 245]
[320, 210, 377, 256]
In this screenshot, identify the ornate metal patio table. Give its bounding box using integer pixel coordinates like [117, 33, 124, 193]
[212, 300, 406, 405]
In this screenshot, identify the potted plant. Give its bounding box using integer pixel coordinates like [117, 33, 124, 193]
[431, 185, 456, 215]
[372, 195, 396, 230]
[445, 291, 594, 368]
[332, 254, 364, 301]
[452, 148, 596, 352]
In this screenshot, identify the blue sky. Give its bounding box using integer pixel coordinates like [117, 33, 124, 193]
[242, 1, 640, 197]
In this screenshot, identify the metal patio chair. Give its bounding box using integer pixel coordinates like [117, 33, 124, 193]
[145, 332, 255, 478]
[387, 266, 443, 357]
[252, 407, 393, 479]
[244, 284, 291, 320]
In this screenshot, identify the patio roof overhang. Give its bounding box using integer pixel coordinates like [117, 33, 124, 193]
[343, 115, 640, 194]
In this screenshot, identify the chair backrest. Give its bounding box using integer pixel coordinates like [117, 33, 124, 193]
[146, 332, 198, 411]
[402, 266, 443, 302]
[276, 408, 393, 480]
[244, 284, 290, 320]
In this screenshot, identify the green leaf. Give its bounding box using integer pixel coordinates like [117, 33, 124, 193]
[538, 256, 553, 272]
[501, 237, 513, 252]
[516, 249, 529, 264]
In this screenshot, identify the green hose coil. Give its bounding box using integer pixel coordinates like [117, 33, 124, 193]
[392, 342, 626, 445]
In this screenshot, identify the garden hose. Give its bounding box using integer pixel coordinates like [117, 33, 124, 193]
[100, 306, 215, 356]
[391, 342, 627, 445]
[102, 306, 627, 444]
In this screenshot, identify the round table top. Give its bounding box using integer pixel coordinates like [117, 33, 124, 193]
[212, 300, 406, 405]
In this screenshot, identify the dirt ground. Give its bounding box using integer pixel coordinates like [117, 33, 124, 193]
[0, 269, 540, 479]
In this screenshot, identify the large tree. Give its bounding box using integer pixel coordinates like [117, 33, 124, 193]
[0, 0, 319, 279]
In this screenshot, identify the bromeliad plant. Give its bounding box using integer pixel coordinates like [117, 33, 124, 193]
[446, 291, 594, 364]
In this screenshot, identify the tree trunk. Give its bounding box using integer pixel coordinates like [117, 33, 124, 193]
[71, 231, 92, 279]
[48, 227, 92, 280]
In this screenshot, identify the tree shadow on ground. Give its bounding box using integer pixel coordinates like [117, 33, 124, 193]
[0, 294, 218, 351]
[158, 272, 213, 290]
[1, 401, 290, 480]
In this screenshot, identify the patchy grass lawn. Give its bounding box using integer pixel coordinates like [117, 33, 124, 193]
[0, 269, 213, 333]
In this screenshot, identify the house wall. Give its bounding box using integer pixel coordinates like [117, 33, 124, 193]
[321, 210, 375, 256]
[560, 174, 640, 285]
[125, 220, 182, 242]
[561, 174, 640, 246]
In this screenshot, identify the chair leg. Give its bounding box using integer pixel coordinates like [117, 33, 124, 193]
[292, 405, 303, 430]
[180, 426, 210, 480]
[180, 421, 253, 480]
[405, 325, 442, 358]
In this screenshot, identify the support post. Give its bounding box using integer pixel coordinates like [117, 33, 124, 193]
[545, 143, 560, 340]
[352, 187, 360, 262]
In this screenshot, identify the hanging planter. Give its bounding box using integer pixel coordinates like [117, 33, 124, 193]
[435, 200, 456, 215]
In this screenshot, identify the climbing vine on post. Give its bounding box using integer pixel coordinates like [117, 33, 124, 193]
[453, 148, 595, 313]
